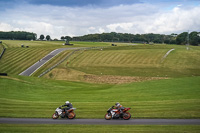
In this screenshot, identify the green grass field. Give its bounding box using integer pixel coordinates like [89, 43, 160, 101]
[0, 44, 3, 53]
[66, 45, 200, 77]
[0, 75, 199, 118]
[0, 40, 200, 132]
[41, 44, 200, 85]
[0, 124, 200, 133]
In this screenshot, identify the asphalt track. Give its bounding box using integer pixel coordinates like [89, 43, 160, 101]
[0, 118, 200, 125]
[19, 47, 84, 76]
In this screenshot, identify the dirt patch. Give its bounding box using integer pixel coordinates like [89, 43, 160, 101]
[44, 68, 168, 84]
[44, 68, 86, 81]
[83, 75, 168, 84]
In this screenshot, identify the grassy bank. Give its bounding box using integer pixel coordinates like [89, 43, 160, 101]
[66, 45, 200, 77]
[0, 75, 199, 118]
[41, 44, 200, 84]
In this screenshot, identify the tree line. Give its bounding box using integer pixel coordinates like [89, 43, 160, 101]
[68, 31, 200, 46]
[1, 31, 199, 46]
[0, 31, 37, 40]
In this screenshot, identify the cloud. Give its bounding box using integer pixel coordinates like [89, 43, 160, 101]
[0, 23, 13, 31]
[28, 0, 141, 7]
[106, 23, 134, 32]
[0, 1, 199, 39]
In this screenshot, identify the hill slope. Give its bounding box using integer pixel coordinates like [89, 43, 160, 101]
[0, 75, 199, 118]
[43, 44, 200, 83]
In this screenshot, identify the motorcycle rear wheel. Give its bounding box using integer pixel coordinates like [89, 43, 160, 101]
[105, 113, 112, 120]
[52, 113, 59, 119]
[67, 112, 76, 119]
[123, 112, 131, 120]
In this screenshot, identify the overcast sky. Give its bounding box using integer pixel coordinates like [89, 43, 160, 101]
[0, 0, 200, 39]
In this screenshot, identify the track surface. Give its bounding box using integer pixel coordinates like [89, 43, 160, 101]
[1, 118, 200, 125]
[19, 47, 83, 76]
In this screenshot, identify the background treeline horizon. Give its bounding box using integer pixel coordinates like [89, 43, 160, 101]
[1, 31, 200, 46]
[0, 31, 37, 40]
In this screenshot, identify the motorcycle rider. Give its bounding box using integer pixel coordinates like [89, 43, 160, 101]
[59, 101, 73, 115]
[114, 102, 125, 114]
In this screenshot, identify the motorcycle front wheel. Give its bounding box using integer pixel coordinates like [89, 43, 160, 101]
[123, 112, 131, 120]
[52, 113, 59, 119]
[105, 113, 112, 120]
[67, 112, 76, 119]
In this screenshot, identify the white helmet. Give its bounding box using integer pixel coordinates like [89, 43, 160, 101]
[65, 101, 69, 104]
[115, 102, 120, 107]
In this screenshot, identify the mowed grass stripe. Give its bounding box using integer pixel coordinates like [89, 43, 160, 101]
[0, 48, 52, 74]
[16, 49, 52, 74]
[120, 53, 134, 64]
[70, 49, 167, 68]
[15, 49, 52, 73]
[1, 48, 26, 61]
[2, 49, 32, 66]
[139, 50, 163, 64]
[0, 44, 3, 53]
[9, 49, 45, 74]
[71, 51, 96, 67]
[103, 51, 117, 64]
[0, 49, 33, 73]
[0, 48, 35, 70]
[0, 48, 33, 64]
[94, 51, 111, 65]
[67, 46, 200, 77]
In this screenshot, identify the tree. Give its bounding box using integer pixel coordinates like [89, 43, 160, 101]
[64, 36, 72, 41]
[61, 36, 65, 40]
[40, 34, 45, 40]
[176, 32, 188, 45]
[46, 35, 51, 41]
[189, 31, 200, 46]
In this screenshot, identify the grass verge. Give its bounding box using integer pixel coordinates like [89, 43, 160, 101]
[0, 124, 200, 133]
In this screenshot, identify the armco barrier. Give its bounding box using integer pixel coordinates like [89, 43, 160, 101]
[0, 45, 6, 59]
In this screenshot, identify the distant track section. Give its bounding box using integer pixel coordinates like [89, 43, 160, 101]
[19, 47, 83, 76]
[161, 48, 175, 63]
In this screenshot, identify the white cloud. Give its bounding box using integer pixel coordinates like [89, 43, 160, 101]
[0, 23, 13, 31]
[106, 23, 134, 32]
[0, 2, 199, 39]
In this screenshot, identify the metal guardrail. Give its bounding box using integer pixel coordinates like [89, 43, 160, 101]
[38, 47, 106, 77]
[0, 44, 6, 59]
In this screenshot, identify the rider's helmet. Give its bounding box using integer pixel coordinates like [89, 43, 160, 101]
[65, 101, 69, 104]
[115, 102, 120, 107]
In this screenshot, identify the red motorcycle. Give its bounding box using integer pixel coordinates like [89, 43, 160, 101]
[105, 106, 131, 120]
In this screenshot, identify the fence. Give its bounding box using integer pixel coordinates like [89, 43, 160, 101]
[0, 44, 6, 59]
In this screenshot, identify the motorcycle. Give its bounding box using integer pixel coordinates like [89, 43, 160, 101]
[52, 106, 76, 119]
[105, 106, 131, 120]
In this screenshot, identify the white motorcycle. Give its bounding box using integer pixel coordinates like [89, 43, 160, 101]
[52, 106, 76, 119]
[105, 106, 131, 120]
